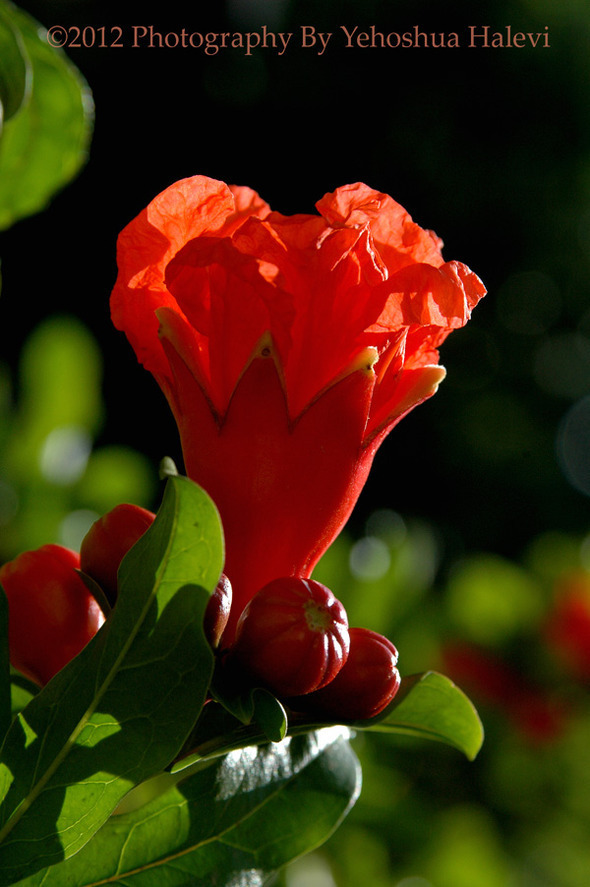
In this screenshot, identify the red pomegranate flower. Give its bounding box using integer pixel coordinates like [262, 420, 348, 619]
[111, 176, 485, 639]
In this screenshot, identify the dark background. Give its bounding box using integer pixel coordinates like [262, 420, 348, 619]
[4, 0, 590, 569]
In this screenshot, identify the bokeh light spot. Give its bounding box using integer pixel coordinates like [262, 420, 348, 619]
[557, 396, 590, 496]
[365, 508, 407, 546]
[285, 854, 337, 887]
[39, 426, 92, 485]
[349, 536, 391, 581]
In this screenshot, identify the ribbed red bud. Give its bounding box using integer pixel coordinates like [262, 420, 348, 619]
[295, 627, 401, 721]
[230, 577, 350, 697]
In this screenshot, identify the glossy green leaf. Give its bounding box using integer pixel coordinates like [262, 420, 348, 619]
[15, 728, 360, 887]
[178, 671, 483, 768]
[0, 0, 30, 124]
[0, 4, 93, 230]
[0, 475, 224, 884]
[359, 671, 484, 760]
[171, 700, 284, 775]
[0, 587, 10, 742]
[251, 688, 288, 742]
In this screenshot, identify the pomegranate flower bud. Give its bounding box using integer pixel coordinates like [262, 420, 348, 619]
[81, 501, 230, 649]
[294, 627, 401, 721]
[229, 577, 350, 698]
[0, 544, 105, 686]
[80, 503, 155, 605]
[204, 573, 233, 649]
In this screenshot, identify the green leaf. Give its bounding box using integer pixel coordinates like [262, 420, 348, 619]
[0, 587, 10, 742]
[251, 688, 288, 742]
[359, 671, 484, 760]
[15, 728, 361, 887]
[0, 3, 93, 230]
[210, 661, 288, 743]
[0, 0, 30, 124]
[0, 475, 224, 884]
[179, 672, 483, 768]
[171, 700, 278, 773]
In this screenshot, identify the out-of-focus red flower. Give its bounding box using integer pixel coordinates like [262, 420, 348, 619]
[111, 176, 485, 639]
[544, 570, 590, 682]
[441, 641, 566, 744]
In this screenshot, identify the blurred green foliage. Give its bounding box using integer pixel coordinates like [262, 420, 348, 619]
[0, 1, 29, 122]
[0, 314, 157, 559]
[0, 1, 154, 559]
[0, 0, 92, 229]
[286, 518, 590, 887]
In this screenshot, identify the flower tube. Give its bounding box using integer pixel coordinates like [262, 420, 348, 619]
[111, 176, 485, 639]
